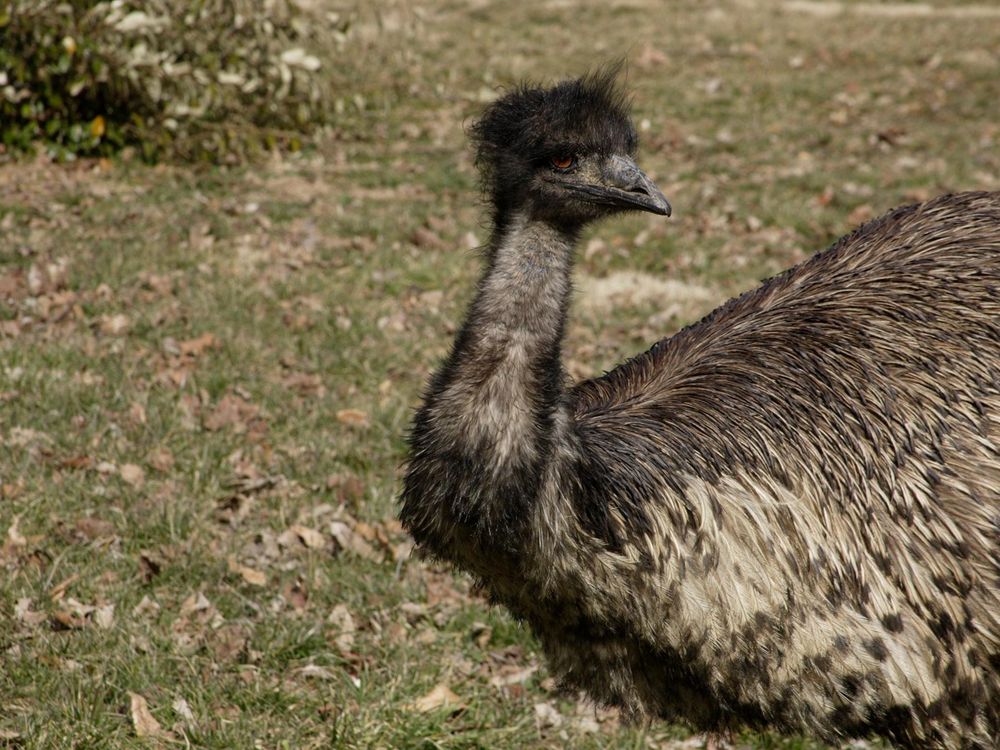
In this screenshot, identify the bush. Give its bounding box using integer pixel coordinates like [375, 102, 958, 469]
[0, 0, 343, 162]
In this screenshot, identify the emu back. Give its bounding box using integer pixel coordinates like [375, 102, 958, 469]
[559, 192, 1000, 748]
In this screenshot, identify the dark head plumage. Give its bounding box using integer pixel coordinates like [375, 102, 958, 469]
[469, 66, 668, 226]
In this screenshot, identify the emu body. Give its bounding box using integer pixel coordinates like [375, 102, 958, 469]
[400, 72, 1000, 749]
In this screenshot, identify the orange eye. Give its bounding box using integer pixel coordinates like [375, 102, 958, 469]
[550, 155, 575, 170]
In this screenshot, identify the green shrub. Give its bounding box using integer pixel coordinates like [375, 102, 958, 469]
[0, 0, 343, 162]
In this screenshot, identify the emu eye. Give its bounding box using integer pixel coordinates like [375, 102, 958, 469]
[550, 154, 576, 171]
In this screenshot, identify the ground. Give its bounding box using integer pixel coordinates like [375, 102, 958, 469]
[1, 0, 999, 748]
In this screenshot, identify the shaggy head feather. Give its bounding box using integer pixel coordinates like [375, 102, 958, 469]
[470, 65, 638, 213]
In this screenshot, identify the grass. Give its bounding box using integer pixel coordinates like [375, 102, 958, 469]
[2, 0, 999, 747]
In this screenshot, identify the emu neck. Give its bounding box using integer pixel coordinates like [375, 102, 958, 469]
[433, 210, 575, 469]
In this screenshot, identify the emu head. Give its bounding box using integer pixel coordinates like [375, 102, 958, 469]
[471, 66, 671, 228]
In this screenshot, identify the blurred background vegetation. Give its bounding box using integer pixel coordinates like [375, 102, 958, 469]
[0, 0, 345, 161]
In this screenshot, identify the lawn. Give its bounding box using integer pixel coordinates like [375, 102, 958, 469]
[1, 1, 998, 748]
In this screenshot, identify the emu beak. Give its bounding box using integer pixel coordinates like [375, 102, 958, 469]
[567, 155, 672, 216]
[603, 155, 672, 216]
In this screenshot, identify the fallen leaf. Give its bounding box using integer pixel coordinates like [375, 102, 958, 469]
[410, 226, 444, 249]
[297, 664, 336, 680]
[6, 517, 27, 547]
[99, 313, 130, 336]
[848, 203, 875, 225]
[147, 447, 175, 472]
[227, 556, 267, 586]
[127, 402, 147, 426]
[15, 597, 47, 627]
[410, 683, 465, 714]
[489, 664, 538, 687]
[470, 621, 492, 649]
[214, 493, 253, 526]
[283, 371, 326, 397]
[75, 516, 114, 541]
[327, 473, 365, 505]
[95, 460, 117, 475]
[129, 692, 164, 738]
[132, 595, 161, 618]
[139, 549, 164, 582]
[330, 521, 379, 561]
[336, 409, 369, 427]
[400, 602, 427, 624]
[49, 573, 80, 600]
[209, 623, 249, 662]
[328, 604, 356, 654]
[283, 580, 309, 612]
[204, 393, 260, 433]
[120, 463, 145, 488]
[179, 332, 216, 357]
[534, 701, 563, 729]
[59, 454, 93, 470]
[52, 609, 86, 630]
[179, 591, 213, 618]
[289, 524, 325, 550]
[94, 603, 115, 629]
[172, 697, 195, 725]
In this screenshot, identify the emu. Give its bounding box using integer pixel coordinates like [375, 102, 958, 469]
[399, 69, 1000, 749]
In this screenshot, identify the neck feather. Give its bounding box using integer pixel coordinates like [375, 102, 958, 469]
[433, 210, 575, 460]
[401, 209, 576, 551]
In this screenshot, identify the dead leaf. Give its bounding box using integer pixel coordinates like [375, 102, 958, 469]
[289, 524, 325, 550]
[188, 223, 214, 252]
[52, 609, 86, 630]
[204, 393, 261, 434]
[214, 493, 253, 526]
[283, 580, 309, 612]
[400, 602, 427, 624]
[410, 226, 444, 249]
[227, 556, 267, 586]
[848, 203, 875, 225]
[147, 447, 175, 472]
[336, 409, 369, 427]
[283, 371, 326, 397]
[99, 313, 130, 336]
[489, 664, 538, 687]
[75, 516, 115, 541]
[132, 595, 161, 618]
[95, 460, 117, 475]
[534, 701, 563, 729]
[209, 623, 249, 662]
[172, 697, 195, 725]
[327, 473, 365, 505]
[6, 517, 27, 548]
[15, 597, 47, 628]
[94, 603, 115, 629]
[410, 683, 465, 714]
[329, 521, 379, 561]
[297, 664, 336, 680]
[179, 332, 216, 357]
[128, 692, 165, 738]
[139, 549, 165, 582]
[470, 621, 492, 649]
[127, 402, 147, 426]
[179, 592, 213, 619]
[59, 454, 93, 470]
[120, 463, 145, 488]
[328, 604, 356, 654]
[49, 573, 80, 601]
